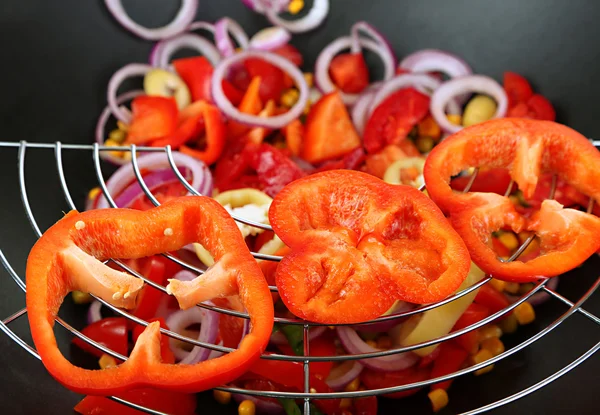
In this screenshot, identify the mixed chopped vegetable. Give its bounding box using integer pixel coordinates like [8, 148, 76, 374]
[22, 1, 600, 415]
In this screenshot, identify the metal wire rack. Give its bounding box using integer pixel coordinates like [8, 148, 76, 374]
[1, 140, 599, 415]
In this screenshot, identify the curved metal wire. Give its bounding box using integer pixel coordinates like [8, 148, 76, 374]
[1, 141, 599, 415]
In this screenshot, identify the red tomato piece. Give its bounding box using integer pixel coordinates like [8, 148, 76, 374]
[360, 366, 431, 399]
[450, 168, 513, 195]
[363, 88, 430, 154]
[503, 72, 534, 108]
[474, 284, 511, 315]
[244, 58, 286, 103]
[245, 143, 306, 197]
[72, 317, 128, 359]
[126, 96, 178, 145]
[129, 258, 166, 327]
[272, 44, 304, 67]
[353, 396, 378, 415]
[430, 342, 469, 391]
[329, 52, 370, 94]
[130, 180, 188, 211]
[451, 303, 490, 353]
[173, 56, 213, 102]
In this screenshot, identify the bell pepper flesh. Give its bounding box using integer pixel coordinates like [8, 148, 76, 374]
[424, 118, 600, 281]
[126, 96, 178, 145]
[269, 170, 471, 323]
[26, 196, 273, 395]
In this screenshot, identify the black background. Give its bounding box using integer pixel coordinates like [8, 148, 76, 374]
[0, 0, 599, 414]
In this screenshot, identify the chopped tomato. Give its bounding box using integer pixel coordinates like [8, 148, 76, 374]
[364, 142, 419, 179]
[363, 87, 430, 153]
[503, 72, 534, 108]
[132, 318, 175, 364]
[360, 366, 431, 399]
[276, 331, 336, 379]
[451, 168, 513, 195]
[72, 317, 128, 359]
[302, 91, 361, 163]
[508, 94, 556, 121]
[245, 143, 306, 197]
[430, 342, 469, 391]
[353, 396, 378, 415]
[213, 297, 245, 348]
[475, 284, 511, 315]
[329, 52, 370, 94]
[126, 96, 178, 145]
[129, 258, 166, 327]
[315, 147, 366, 172]
[173, 56, 213, 102]
[222, 80, 244, 106]
[451, 303, 490, 353]
[272, 44, 304, 67]
[130, 180, 188, 211]
[244, 59, 286, 103]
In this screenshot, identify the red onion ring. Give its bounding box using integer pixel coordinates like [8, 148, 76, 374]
[315, 36, 395, 105]
[150, 33, 222, 69]
[87, 300, 102, 325]
[336, 326, 419, 372]
[189, 21, 216, 33]
[366, 73, 460, 120]
[265, 0, 329, 33]
[506, 277, 560, 307]
[249, 26, 291, 51]
[113, 168, 191, 209]
[232, 393, 285, 415]
[431, 75, 508, 134]
[214, 18, 250, 58]
[269, 325, 326, 346]
[399, 49, 472, 85]
[95, 152, 212, 209]
[351, 21, 396, 64]
[242, 0, 290, 14]
[107, 64, 154, 123]
[166, 306, 220, 363]
[212, 50, 308, 128]
[149, 21, 216, 65]
[326, 361, 364, 391]
[96, 89, 144, 165]
[351, 82, 381, 135]
[104, 0, 198, 40]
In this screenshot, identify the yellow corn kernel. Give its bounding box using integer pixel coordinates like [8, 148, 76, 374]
[447, 114, 462, 126]
[238, 400, 256, 415]
[98, 354, 117, 369]
[462, 95, 497, 127]
[499, 313, 518, 334]
[105, 138, 129, 160]
[108, 128, 126, 143]
[498, 232, 519, 251]
[489, 278, 506, 292]
[481, 337, 505, 356]
[428, 389, 449, 412]
[472, 349, 494, 376]
[478, 324, 502, 342]
[304, 72, 314, 88]
[117, 121, 129, 132]
[377, 335, 393, 349]
[365, 340, 378, 348]
[213, 390, 232, 405]
[281, 88, 300, 108]
[504, 282, 520, 294]
[415, 136, 435, 153]
[340, 398, 352, 409]
[105, 138, 119, 147]
[514, 301, 535, 325]
[288, 0, 304, 15]
[72, 290, 93, 304]
[88, 187, 101, 201]
[519, 283, 535, 295]
[521, 237, 540, 257]
[344, 377, 360, 392]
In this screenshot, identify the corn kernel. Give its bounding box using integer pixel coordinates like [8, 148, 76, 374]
[117, 121, 129, 132]
[428, 388, 449, 412]
[462, 95, 498, 127]
[519, 283, 535, 295]
[98, 354, 117, 369]
[521, 237, 540, 257]
[365, 340, 378, 348]
[472, 349, 494, 376]
[499, 313, 518, 334]
[72, 291, 93, 304]
[281, 88, 300, 107]
[88, 187, 101, 201]
[340, 398, 352, 409]
[498, 232, 519, 251]
[238, 399, 256, 415]
[288, 0, 304, 15]
[105, 138, 119, 147]
[478, 324, 502, 342]
[344, 377, 360, 392]
[446, 114, 462, 126]
[416, 136, 435, 153]
[514, 301, 535, 325]
[304, 72, 314, 88]
[504, 282, 520, 294]
[417, 115, 442, 140]
[489, 278, 506, 292]
[108, 128, 126, 143]
[213, 390, 231, 405]
[481, 337, 505, 356]
[377, 335, 393, 349]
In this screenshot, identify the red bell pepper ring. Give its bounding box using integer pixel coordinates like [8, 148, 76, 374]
[26, 196, 273, 395]
[178, 102, 227, 165]
[269, 170, 471, 323]
[450, 168, 512, 195]
[424, 118, 600, 281]
[132, 317, 176, 364]
[126, 96, 178, 145]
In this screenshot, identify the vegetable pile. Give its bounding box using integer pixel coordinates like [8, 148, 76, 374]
[23, 1, 600, 415]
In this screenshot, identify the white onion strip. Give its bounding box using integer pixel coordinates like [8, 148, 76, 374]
[351, 21, 396, 65]
[315, 36, 395, 105]
[211, 50, 308, 128]
[265, 0, 329, 33]
[351, 82, 381, 135]
[214, 18, 250, 58]
[431, 75, 508, 134]
[95, 152, 213, 209]
[104, 0, 198, 41]
[249, 26, 291, 51]
[165, 306, 220, 364]
[151, 33, 222, 69]
[107, 64, 154, 123]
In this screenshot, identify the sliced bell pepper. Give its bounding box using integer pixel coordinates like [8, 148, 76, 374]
[228, 76, 264, 138]
[315, 147, 366, 173]
[302, 91, 361, 163]
[424, 118, 600, 281]
[503, 72, 534, 108]
[450, 168, 512, 195]
[269, 170, 471, 323]
[74, 387, 197, 415]
[474, 284, 511, 315]
[132, 318, 176, 364]
[329, 52, 370, 94]
[72, 317, 128, 359]
[429, 342, 469, 391]
[451, 303, 490, 353]
[360, 366, 431, 399]
[126, 96, 178, 145]
[129, 258, 167, 327]
[178, 102, 227, 165]
[245, 143, 306, 197]
[363, 87, 430, 154]
[26, 196, 273, 394]
[508, 94, 556, 121]
[283, 119, 304, 157]
[364, 142, 420, 179]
